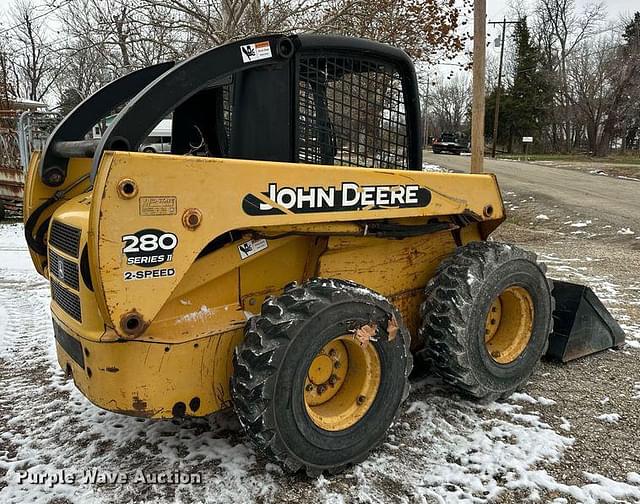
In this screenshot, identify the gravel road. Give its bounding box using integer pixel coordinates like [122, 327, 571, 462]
[423, 152, 640, 237]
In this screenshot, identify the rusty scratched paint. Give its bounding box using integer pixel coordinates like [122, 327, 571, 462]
[387, 315, 399, 342]
[353, 323, 377, 347]
[132, 395, 149, 412]
[0, 166, 24, 200]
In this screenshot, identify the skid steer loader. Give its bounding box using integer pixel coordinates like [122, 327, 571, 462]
[23, 34, 624, 474]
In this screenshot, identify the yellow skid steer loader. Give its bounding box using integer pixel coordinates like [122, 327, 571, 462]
[23, 34, 624, 474]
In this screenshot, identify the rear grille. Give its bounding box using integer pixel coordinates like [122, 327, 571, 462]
[49, 221, 81, 258]
[51, 280, 82, 322]
[49, 249, 79, 290]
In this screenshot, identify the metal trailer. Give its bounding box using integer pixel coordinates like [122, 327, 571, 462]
[0, 110, 60, 219]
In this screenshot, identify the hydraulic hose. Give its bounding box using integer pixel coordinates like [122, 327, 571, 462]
[24, 174, 90, 256]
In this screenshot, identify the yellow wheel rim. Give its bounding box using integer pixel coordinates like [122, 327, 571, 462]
[484, 286, 534, 364]
[304, 335, 381, 431]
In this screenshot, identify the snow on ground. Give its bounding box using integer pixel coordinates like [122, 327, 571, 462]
[570, 220, 592, 228]
[541, 253, 640, 345]
[421, 162, 451, 173]
[595, 413, 621, 424]
[589, 169, 640, 183]
[1, 223, 639, 503]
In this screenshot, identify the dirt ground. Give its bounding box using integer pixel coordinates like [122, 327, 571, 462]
[490, 221, 640, 503]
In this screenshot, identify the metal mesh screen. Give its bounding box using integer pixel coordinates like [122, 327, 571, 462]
[297, 56, 408, 169]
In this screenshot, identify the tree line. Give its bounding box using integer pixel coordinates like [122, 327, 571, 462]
[426, 1, 640, 156]
[0, 0, 472, 113]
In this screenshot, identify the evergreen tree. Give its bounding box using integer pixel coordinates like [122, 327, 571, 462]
[623, 12, 640, 47]
[508, 17, 553, 151]
[486, 17, 553, 153]
[622, 12, 640, 150]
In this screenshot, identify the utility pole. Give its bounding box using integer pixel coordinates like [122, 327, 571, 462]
[470, 0, 486, 173]
[423, 78, 430, 148]
[488, 18, 518, 158]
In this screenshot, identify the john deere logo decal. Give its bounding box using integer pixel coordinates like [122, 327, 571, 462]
[242, 182, 431, 216]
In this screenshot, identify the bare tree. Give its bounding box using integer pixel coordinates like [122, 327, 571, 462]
[0, 37, 16, 108]
[8, 0, 64, 102]
[532, 0, 605, 151]
[428, 74, 471, 136]
[569, 30, 640, 156]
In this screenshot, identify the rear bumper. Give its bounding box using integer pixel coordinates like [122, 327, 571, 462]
[45, 196, 244, 419]
[52, 315, 242, 418]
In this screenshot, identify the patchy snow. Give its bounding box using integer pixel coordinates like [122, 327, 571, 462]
[177, 304, 214, 323]
[559, 417, 571, 432]
[596, 413, 621, 424]
[570, 220, 592, 228]
[466, 271, 476, 286]
[509, 393, 557, 406]
[539, 251, 640, 377]
[421, 162, 450, 173]
[0, 223, 33, 271]
[535, 214, 550, 220]
[1, 223, 640, 503]
[617, 227, 635, 235]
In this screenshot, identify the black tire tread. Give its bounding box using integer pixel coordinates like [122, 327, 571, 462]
[231, 278, 413, 475]
[418, 241, 555, 400]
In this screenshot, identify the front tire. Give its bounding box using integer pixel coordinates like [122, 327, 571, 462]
[418, 241, 553, 400]
[231, 278, 412, 475]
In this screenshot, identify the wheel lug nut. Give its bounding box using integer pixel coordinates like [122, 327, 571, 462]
[329, 349, 336, 357]
[305, 384, 314, 392]
[334, 361, 341, 369]
[328, 375, 337, 385]
[357, 395, 366, 405]
[317, 385, 326, 394]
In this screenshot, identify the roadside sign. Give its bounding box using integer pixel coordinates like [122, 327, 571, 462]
[522, 136, 533, 143]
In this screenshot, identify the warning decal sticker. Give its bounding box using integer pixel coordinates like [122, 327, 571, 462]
[238, 239, 268, 259]
[240, 41, 272, 63]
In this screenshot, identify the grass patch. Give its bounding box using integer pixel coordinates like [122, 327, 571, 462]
[497, 153, 640, 165]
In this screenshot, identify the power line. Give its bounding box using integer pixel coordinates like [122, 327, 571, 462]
[488, 18, 519, 159]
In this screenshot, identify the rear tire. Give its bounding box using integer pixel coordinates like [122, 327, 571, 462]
[231, 278, 412, 475]
[418, 241, 554, 400]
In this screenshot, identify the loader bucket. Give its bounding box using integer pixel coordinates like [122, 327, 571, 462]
[546, 280, 626, 362]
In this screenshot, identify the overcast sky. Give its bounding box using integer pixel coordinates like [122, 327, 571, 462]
[486, 0, 638, 21]
[1, 0, 637, 39]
